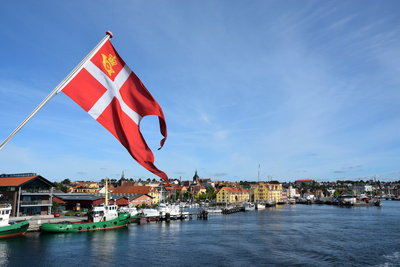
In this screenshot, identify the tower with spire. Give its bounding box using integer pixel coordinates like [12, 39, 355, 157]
[193, 169, 200, 184]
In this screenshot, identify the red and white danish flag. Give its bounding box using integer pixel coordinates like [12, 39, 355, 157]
[62, 39, 169, 185]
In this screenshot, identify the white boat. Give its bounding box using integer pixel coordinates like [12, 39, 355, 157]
[204, 207, 222, 213]
[142, 208, 160, 219]
[0, 203, 29, 238]
[244, 202, 255, 211]
[256, 203, 265, 210]
[157, 203, 189, 219]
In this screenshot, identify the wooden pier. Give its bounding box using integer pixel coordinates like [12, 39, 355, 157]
[137, 210, 209, 224]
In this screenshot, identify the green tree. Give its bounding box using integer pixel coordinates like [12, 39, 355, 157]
[61, 179, 71, 185]
[52, 200, 59, 212]
[53, 182, 68, 193]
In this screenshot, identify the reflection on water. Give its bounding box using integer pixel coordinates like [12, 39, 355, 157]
[0, 242, 9, 266]
[1, 201, 400, 266]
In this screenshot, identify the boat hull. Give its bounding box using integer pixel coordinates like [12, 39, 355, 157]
[129, 213, 141, 223]
[40, 213, 130, 233]
[0, 220, 29, 239]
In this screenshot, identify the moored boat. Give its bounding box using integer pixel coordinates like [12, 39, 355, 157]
[204, 207, 222, 213]
[0, 203, 29, 239]
[119, 205, 141, 223]
[40, 204, 130, 233]
[265, 201, 276, 207]
[40, 179, 130, 233]
[256, 203, 265, 210]
[243, 202, 255, 211]
[142, 208, 160, 220]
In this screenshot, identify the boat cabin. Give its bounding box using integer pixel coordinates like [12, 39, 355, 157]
[0, 204, 12, 226]
[87, 204, 119, 223]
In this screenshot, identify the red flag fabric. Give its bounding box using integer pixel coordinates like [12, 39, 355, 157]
[62, 40, 169, 185]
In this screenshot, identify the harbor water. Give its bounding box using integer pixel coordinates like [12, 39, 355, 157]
[1, 200, 400, 267]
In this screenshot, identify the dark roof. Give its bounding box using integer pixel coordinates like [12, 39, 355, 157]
[55, 194, 103, 201]
[54, 193, 132, 201]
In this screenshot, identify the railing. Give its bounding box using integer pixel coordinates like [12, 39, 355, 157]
[0, 203, 12, 208]
[21, 189, 51, 193]
[20, 200, 50, 206]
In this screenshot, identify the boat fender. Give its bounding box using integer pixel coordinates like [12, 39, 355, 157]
[103, 224, 106, 228]
[92, 225, 96, 229]
[114, 222, 117, 225]
[78, 227, 82, 231]
[87, 227, 90, 231]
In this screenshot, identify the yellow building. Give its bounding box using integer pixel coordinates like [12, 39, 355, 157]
[253, 182, 282, 203]
[147, 187, 160, 205]
[70, 186, 99, 193]
[216, 187, 249, 204]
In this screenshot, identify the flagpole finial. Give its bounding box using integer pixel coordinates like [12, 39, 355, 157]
[106, 31, 113, 38]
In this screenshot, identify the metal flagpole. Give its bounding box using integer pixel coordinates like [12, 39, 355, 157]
[0, 31, 113, 151]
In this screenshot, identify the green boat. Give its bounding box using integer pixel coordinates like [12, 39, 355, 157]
[0, 204, 30, 239]
[40, 204, 130, 233]
[40, 178, 130, 233]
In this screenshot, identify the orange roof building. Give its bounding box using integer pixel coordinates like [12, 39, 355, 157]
[112, 186, 160, 205]
[0, 173, 55, 217]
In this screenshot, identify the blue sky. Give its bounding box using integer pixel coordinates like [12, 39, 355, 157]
[0, 1, 399, 183]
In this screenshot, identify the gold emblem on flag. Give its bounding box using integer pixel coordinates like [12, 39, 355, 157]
[101, 54, 117, 76]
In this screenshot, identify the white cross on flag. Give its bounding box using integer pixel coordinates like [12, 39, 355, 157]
[62, 39, 168, 185]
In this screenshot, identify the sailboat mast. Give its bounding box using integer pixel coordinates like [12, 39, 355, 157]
[257, 164, 260, 203]
[105, 178, 108, 206]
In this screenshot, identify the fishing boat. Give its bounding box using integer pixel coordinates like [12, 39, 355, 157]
[243, 201, 255, 211]
[0, 203, 29, 239]
[40, 179, 130, 233]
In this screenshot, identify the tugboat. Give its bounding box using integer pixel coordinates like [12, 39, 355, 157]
[40, 179, 130, 233]
[0, 203, 29, 239]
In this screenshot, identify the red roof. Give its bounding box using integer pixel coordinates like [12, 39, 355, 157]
[112, 186, 151, 194]
[0, 175, 39, 186]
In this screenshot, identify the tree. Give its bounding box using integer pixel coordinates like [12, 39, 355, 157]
[52, 200, 59, 212]
[53, 182, 68, 193]
[61, 179, 71, 185]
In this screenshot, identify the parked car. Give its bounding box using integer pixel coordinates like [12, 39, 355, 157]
[52, 212, 60, 217]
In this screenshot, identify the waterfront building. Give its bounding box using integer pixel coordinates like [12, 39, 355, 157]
[286, 185, 298, 198]
[352, 184, 373, 195]
[53, 194, 130, 211]
[112, 185, 160, 205]
[268, 181, 283, 203]
[0, 173, 55, 217]
[216, 187, 249, 204]
[253, 181, 283, 203]
[129, 194, 153, 207]
[68, 181, 100, 193]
